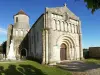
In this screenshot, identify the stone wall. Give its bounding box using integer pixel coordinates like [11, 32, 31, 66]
[44, 6, 82, 64]
[27, 14, 44, 61]
[6, 24, 13, 56]
[7, 12, 30, 60]
[89, 47, 100, 58]
[18, 5, 83, 65]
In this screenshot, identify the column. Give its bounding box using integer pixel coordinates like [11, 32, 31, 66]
[67, 45, 70, 60]
[45, 30, 49, 64]
[74, 47, 77, 60]
[70, 47, 73, 60]
[69, 46, 72, 60]
[72, 47, 74, 60]
[79, 21, 83, 59]
[42, 30, 46, 64]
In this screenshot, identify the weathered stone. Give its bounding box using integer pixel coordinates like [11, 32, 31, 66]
[7, 4, 83, 65]
[6, 10, 30, 59]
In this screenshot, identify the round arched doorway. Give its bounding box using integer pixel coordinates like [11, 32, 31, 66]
[21, 48, 27, 59]
[60, 43, 66, 60]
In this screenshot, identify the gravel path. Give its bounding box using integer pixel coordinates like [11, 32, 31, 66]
[58, 61, 100, 75]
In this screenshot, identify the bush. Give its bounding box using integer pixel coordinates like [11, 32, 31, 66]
[83, 49, 89, 59]
[0, 54, 3, 60]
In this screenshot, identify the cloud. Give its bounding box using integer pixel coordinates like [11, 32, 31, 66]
[0, 27, 7, 35]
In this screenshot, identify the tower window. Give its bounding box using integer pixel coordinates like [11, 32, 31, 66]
[16, 17, 18, 22]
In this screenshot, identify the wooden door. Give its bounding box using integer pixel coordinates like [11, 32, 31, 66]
[60, 43, 66, 60]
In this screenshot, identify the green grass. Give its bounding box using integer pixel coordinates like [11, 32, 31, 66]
[84, 58, 100, 64]
[0, 60, 71, 75]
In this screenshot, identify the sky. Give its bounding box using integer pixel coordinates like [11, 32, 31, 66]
[0, 0, 100, 48]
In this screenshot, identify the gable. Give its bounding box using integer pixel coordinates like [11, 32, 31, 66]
[46, 5, 79, 20]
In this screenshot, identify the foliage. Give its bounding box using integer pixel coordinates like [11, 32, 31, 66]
[0, 60, 71, 75]
[0, 46, 3, 53]
[83, 49, 89, 59]
[1, 41, 7, 55]
[84, 58, 100, 64]
[84, 0, 100, 13]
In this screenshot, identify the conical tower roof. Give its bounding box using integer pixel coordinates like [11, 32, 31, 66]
[14, 10, 28, 16]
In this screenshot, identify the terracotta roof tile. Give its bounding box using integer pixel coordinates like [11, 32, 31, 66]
[15, 10, 28, 16]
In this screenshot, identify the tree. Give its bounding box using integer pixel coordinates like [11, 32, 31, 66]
[84, 0, 100, 13]
[0, 45, 3, 53]
[1, 41, 7, 55]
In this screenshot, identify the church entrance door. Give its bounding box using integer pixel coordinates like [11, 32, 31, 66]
[60, 43, 66, 60]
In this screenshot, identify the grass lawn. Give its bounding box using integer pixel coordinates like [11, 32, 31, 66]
[0, 60, 71, 75]
[84, 58, 100, 64]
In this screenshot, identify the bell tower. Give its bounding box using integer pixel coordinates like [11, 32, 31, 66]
[14, 10, 30, 28]
[12, 10, 30, 59]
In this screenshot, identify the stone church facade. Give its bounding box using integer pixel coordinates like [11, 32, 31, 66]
[7, 4, 83, 65]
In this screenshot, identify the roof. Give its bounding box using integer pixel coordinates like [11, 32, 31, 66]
[14, 10, 28, 16]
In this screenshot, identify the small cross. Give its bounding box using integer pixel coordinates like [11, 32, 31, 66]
[64, 3, 67, 7]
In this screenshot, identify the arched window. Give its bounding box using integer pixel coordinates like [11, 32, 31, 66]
[16, 17, 18, 22]
[68, 23, 71, 32]
[61, 21, 64, 31]
[70, 24, 72, 33]
[52, 19, 56, 30]
[76, 25, 79, 33]
[74, 25, 78, 33]
[63, 22, 65, 31]
[72, 24, 74, 33]
[57, 20, 60, 30]
[73, 25, 75, 33]
[65, 22, 68, 31]
[16, 30, 18, 36]
[74, 25, 77, 33]
[72, 25, 75, 33]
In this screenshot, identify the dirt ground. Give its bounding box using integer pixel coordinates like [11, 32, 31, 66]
[58, 61, 100, 75]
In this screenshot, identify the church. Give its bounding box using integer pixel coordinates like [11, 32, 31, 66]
[6, 4, 83, 65]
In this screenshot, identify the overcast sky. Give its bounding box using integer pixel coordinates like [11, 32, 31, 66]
[0, 0, 100, 48]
